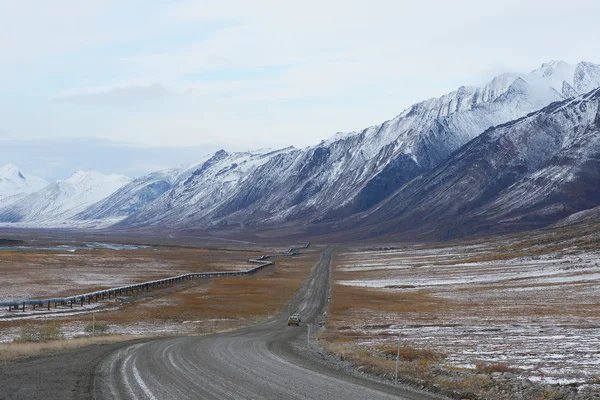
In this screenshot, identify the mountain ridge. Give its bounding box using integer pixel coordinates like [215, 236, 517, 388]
[1, 60, 600, 239]
[0, 170, 130, 226]
[343, 86, 600, 239]
[0, 164, 48, 206]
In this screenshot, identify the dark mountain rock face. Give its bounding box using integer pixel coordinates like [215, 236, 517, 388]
[79, 179, 172, 220]
[321, 153, 425, 221]
[352, 88, 600, 239]
[355, 154, 425, 212]
[78, 172, 176, 221]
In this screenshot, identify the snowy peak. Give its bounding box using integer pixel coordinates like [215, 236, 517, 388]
[480, 73, 521, 102]
[0, 163, 48, 202]
[530, 60, 576, 91]
[0, 163, 47, 187]
[62, 170, 130, 188]
[0, 170, 130, 225]
[403, 61, 600, 122]
[0, 163, 21, 177]
[56, 170, 131, 205]
[330, 62, 595, 169]
[76, 168, 180, 222]
[529, 60, 600, 97]
[573, 61, 600, 94]
[397, 72, 521, 122]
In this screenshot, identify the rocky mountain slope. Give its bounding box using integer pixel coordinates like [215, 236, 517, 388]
[77, 168, 182, 222]
[348, 87, 600, 239]
[117, 148, 295, 228]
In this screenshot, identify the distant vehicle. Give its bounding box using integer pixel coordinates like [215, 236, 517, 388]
[291, 312, 301, 322]
[287, 314, 300, 326]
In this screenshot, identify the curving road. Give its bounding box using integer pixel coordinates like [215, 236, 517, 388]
[93, 249, 443, 400]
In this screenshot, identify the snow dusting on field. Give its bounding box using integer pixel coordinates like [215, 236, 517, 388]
[333, 240, 600, 386]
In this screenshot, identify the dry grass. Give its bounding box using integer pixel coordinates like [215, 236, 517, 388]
[320, 341, 395, 374]
[0, 246, 263, 300]
[321, 241, 600, 398]
[319, 270, 453, 377]
[377, 345, 447, 362]
[0, 244, 320, 346]
[319, 340, 443, 381]
[15, 322, 64, 343]
[88, 252, 320, 326]
[0, 334, 142, 361]
[328, 279, 446, 317]
[475, 362, 513, 374]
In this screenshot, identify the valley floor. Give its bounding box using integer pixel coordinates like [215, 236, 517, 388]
[0, 239, 320, 347]
[2, 229, 600, 399]
[322, 227, 600, 398]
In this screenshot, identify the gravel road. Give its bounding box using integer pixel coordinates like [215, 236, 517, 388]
[0, 249, 444, 400]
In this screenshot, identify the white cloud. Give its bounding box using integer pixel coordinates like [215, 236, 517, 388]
[1, 0, 600, 156]
[55, 83, 169, 105]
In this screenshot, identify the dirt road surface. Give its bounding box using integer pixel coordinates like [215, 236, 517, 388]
[0, 249, 445, 400]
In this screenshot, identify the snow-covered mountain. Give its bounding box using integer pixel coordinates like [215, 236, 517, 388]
[349, 86, 600, 239]
[98, 60, 600, 230]
[117, 148, 296, 228]
[0, 171, 130, 226]
[77, 168, 182, 222]
[3, 60, 600, 236]
[0, 164, 47, 206]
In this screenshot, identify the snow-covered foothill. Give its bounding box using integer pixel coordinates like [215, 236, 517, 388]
[0, 163, 48, 206]
[0, 170, 130, 225]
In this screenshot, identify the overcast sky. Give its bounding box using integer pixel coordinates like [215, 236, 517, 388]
[1, 0, 599, 180]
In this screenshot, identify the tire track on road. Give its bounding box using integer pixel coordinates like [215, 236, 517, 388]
[95, 249, 446, 400]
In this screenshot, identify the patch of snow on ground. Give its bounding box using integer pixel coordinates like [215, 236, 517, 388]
[334, 242, 600, 385]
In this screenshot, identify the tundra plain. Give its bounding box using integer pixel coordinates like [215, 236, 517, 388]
[323, 226, 600, 397]
[0, 238, 320, 351]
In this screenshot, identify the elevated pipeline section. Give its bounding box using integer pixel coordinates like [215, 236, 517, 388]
[0, 242, 310, 312]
